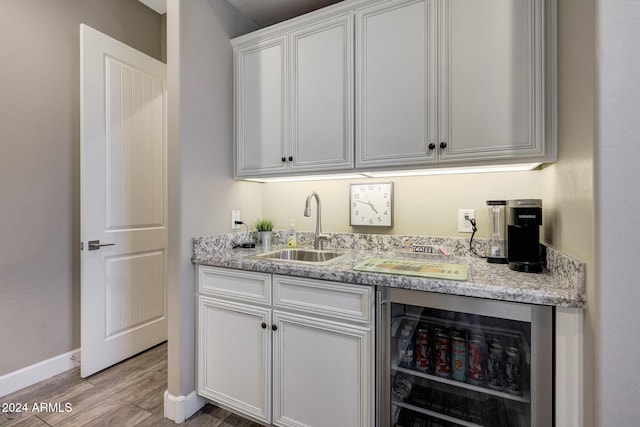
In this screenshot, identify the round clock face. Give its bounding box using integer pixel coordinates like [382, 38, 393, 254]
[350, 182, 393, 227]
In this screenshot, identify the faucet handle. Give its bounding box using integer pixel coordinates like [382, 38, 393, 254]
[316, 233, 331, 250]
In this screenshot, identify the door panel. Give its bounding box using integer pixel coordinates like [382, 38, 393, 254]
[80, 24, 167, 377]
[198, 297, 271, 424]
[273, 311, 371, 427]
[105, 57, 164, 229]
[439, 0, 543, 160]
[235, 36, 289, 176]
[105, 251, 164, 337]
[356, 0, 437, 167]
[291, 13, 353, 171]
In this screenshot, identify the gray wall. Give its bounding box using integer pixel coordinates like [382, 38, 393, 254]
[597, 1, 640, 424]
[166, 0, 260, 398]
[0, 0, 163, 376]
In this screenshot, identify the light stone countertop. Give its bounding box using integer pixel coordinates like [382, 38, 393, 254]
[192, 232, 586, 308]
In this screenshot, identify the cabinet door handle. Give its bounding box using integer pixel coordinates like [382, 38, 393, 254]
[271, 324, 278, 331]
[440, 142, 447, 149]
[281, 157, 286, 162]
[261, 322, 267, 329]
[288, 156, 293, 162]
[428, 143, 436, 150]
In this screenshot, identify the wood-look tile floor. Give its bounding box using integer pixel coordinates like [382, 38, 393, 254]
[0, 343, 262, 427]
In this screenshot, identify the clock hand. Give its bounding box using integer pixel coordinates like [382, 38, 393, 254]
[356, 199, 378, 213]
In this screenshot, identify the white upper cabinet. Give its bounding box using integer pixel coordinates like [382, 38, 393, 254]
[290, 14, 354, 172]
[233, 11, 354, 178]
[437, 0, 547, 162]
[356, 0, 437, 167]
[235, 36, 289, 176]
[232, 0, 556, 179]
[356, 0, 554, 168]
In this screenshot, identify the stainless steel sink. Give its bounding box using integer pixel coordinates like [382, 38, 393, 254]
[252, 248, 345, 264]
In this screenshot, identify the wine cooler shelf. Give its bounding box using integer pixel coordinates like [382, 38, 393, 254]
[392, 378, 528, 427]
[392, 364, 530, 404]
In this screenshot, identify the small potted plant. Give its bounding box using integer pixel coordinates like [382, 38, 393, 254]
[254, 218, 275, 251]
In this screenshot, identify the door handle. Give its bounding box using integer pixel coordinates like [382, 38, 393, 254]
[88, 240, 116, 251]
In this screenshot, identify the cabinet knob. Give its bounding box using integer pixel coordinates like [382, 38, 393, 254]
[428, 143, 436, 150]
[281, 157, 286, 162]
[271, 324, 278, 331]
[261, 322, 267, 329]
[288, 156, 293, 162]
[440, 142, 447, 149]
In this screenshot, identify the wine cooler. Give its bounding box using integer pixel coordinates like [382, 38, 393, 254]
[377, 288, 553, 427]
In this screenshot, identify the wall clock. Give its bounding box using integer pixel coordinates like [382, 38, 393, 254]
[349, 182, 394, 227]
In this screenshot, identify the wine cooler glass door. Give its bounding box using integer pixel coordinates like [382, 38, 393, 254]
[380, 288, 552, 427]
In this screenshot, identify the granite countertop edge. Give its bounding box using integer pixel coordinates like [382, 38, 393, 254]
[192, 233, 586, 309]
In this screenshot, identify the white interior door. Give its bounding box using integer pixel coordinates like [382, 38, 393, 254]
[80, 24, 167, 377]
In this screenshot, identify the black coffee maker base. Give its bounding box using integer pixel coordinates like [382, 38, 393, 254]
[508, 261, 542, 273]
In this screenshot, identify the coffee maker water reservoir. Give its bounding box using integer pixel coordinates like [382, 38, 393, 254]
[486, 200, 508, 264]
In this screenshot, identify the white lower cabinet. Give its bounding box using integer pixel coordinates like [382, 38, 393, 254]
[197, 266, 374, 427]
[272, 311, 372, 427]
[198, 297, 272, 423]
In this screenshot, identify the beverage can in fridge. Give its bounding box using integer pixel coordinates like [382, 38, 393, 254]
[397, 328, 414, 368]
[451, 335, 467, 381]
[505, 346, 522, 395]
[434, 332, 451, 377]
[414, 327, 430, 372]
[391, 374, 412, 402]
[467, 338, 485, 385]
[487, 341, 504, 390]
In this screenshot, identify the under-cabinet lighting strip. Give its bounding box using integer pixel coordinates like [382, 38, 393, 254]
[243, 163, 542, 183]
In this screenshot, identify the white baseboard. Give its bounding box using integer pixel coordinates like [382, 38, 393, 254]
[0, 349, 81, 398]
[164, 390, 205, 423]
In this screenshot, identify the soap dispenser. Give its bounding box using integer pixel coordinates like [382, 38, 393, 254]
[286, 219, 298, 248]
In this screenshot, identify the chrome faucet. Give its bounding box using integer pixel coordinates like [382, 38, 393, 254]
[304, 191, 330, 250]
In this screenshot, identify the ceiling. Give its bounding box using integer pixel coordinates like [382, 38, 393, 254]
[138, 0, 166, 14]
[137, 0, 344, 28]
[227, 0, 344, 27]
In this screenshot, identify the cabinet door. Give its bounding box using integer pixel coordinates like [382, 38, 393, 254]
[290, 13, 354, 172]
[272, 311, 372, 427]
[438, 0, 545, 161]
[197, 296, 272, 424]
[235, 36, 289, 177]
[356, 0, 437, 168]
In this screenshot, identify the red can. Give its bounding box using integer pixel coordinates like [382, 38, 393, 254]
[467, 338, 485, 385]
[414, 327, 430, 372]
[434, 332, 451, 377]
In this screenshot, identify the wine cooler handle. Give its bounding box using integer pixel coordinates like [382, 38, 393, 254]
[376, 289, 391, 427]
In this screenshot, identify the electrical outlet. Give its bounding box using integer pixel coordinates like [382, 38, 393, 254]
[231, 210, 241, 229]
[458, 209, 475, 233]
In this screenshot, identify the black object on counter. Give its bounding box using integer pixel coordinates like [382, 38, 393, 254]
[506, 199, 543, 273]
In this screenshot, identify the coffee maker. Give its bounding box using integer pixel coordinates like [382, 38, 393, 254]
[506, 199, 543, 273]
